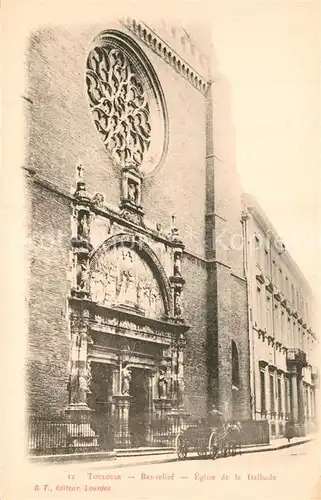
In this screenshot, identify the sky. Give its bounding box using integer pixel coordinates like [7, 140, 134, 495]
[209, 0, 320, 293]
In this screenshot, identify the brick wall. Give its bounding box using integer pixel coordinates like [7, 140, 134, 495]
[183, 254, 208, 417]
[27, 181, 71, 415]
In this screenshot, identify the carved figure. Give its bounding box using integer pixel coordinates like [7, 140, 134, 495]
[158, 366, 168, 399]
[79, 261, 89, 290]
[173, 251, 182, 276]
[92, 193, 104, 208]
[174, 289, 182, 317]
[77, 162, 84, 180]
[79, 213, 90, 239]
[89, 247, 163, 317]
[119, 251, 137, 303]
[121, 363, 132, 395]
[127, 181, 138, 204]
[78, 367, 92, 404]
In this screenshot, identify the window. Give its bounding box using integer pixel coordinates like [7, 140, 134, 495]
[279, 268, 283, 291]
[86, 30, 168, 175]
[232, 341, 240, 387]
[270, 374, 275, 412]
[256, 287, 262, 327]
[264, 249, 270, 277]
[293, 322, 297, 348]
[254, 235, 263, 270]
[305, 301, 310, 324]
[274, 304, 279, 336]
[285, 276, 289, 299]
[266, 295, 272, 334]
[287, 317, 292, 346]
[272, 260, 277, 284]
[281, 310, 285, 343]
[260, 370, 266, 412]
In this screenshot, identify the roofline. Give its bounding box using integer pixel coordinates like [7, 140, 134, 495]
[242, 192, 313, 296]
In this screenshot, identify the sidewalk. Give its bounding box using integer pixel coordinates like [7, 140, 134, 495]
[29, 434, 317, 470]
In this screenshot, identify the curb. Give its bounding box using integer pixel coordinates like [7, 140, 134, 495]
[28, 437, 314, 467]
[28, 451, 118, 464]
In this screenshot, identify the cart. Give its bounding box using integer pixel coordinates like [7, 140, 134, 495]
[175, 423, 230, 460]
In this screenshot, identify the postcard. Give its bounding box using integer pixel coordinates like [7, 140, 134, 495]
[1, 0, 320, 499]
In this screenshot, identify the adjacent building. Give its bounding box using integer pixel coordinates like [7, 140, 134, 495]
[243, 194, 319, 439]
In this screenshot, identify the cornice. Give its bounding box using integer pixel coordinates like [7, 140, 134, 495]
[121, 18, 209, 95]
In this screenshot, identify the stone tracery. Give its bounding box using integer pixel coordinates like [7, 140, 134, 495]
[86, 45, 152, 169]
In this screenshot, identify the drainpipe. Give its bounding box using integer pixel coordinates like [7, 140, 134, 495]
[242, 211, 255, 419]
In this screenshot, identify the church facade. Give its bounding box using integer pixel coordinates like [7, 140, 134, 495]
[25, 18, 251, 450]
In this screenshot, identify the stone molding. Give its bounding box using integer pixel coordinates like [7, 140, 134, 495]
[121, 18, 209, 95]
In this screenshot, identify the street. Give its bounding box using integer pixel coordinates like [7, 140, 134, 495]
[5, 441, 321, 500]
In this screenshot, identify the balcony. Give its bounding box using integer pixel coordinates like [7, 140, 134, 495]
[286, 348, 308, 368]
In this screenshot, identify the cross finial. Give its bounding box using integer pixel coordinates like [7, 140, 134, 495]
[171, 214, 176, 228]
[77, 161, 84, 180]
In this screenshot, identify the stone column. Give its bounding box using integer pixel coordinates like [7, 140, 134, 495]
[280, 373, 285, 416]
[146, 372, 154, 445]
[290, 373, 299, 423]
[113, 396, 132, 448]
[177, 340, 185, 408]
[297, 374, 305, 424]
[67, 309, 92, 412]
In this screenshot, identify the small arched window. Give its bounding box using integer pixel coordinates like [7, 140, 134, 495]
[232, 340, 240, 387]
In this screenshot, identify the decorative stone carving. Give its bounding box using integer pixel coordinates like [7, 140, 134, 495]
[122, 18, 209, 94]
[92, 193, 105, 209]
[78, 213, 90, 240]
[86, 46, 151, 169]
[121, 362, 132, 395]
[158, 365, 168, 399]
[128, 180, 138, 204]
[173, 250, 182, 276]
[77, 361, 92, 404]
[90, 246, 164, 318]
[174, 288, 182, 317]
[74, 162, 90, 201]
[78, 259, 90, 293]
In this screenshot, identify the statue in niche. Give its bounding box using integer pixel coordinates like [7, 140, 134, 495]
[78, 362, 92, 404]
[158, 365, 168, 399]
[78, 213, 90, 240]
[121, 362, 132, 395]
[79, 260, 89, 290]
[173, 251, 182, 276]
[174, 288, 182, 317]
[127, 180, 138, 204]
